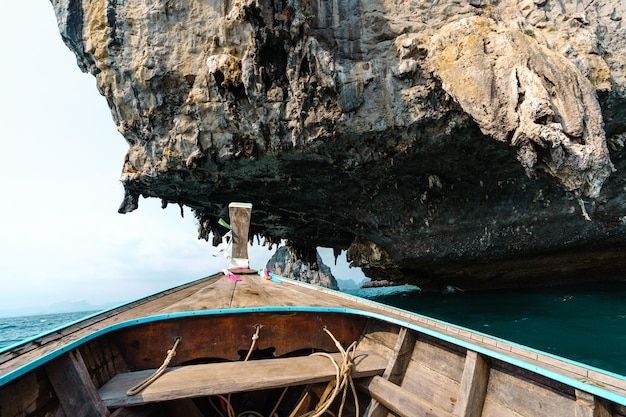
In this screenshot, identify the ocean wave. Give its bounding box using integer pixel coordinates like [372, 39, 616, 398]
[0, 311, 93, 352]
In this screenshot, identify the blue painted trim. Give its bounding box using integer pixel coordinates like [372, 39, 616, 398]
[1, 304, 626, 406]
[0, 274, 217, 354]
[283, 275, 626, 385]
[348, 285, 626, 378]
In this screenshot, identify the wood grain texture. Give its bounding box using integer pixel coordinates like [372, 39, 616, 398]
[0, 370, 59, 417]
[99, 351, 386, 407]
[361, 376, 453, 417]
[229, 203, 252, 263]
[111, 311, 368, 367]
[485, 367, 575, 417]
[574, 390, 612, 417]
[45, 349, 110, 417]
[365, 327, 416, 417]
[0, 275, 222, 377]
[401, 339, 464, 414]
[3, 272, 626, 417]
[455, 350, 489, 417]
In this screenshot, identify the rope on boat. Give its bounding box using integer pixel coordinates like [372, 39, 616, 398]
[245, 324, 261, 362]
[269, 387, 289, 417]
[126, 337, 181, 396]
[209, 326, 357, 417]
[211, 325, 267, 417]
[299, 327, 359, 417]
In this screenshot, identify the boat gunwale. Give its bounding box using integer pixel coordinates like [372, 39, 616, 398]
[284, 277, 626, 380]
[0, 274, 220, 358]
[1, 302, 625, 407]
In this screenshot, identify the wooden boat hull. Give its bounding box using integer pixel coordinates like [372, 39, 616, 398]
[1, 273, 626, 417]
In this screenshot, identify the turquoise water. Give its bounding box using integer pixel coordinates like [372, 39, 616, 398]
[349, 281, 626, 376]
[1, 282, 625, 377]
[0, 311, 96, 351]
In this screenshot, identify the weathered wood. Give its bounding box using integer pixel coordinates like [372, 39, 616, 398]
[482, 366, 576, 417]
[111, 312, 368, 367]
[80, 336, 129, 389]
[575, 390, 612, 417]
[4, 271, 626, 417]
[249, 274, 345, 308]
[287, 382, 336, 417]
[99, 351, 386, 407]
[382, 328, 417, 383]
[45, 349, 110, 417]
[228, 273, 280, 308]
[455, 350, 489, 417]
[365, 327, 416, 417]
[158, 275, 238, 312]
[356, 320, 401, 366]
[0, 370, 59, 417]
[408, 336, 466, 383]
[401, 339, 464, 414]
[229, 202, 252, 267]
[480, 398, 526, 417]
[361, 376, 453, 417]
[158, 270, 343, 311]
[0, 275, 223, 378]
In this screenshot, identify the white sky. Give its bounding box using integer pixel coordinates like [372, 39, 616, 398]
[0, 2, 363, 317]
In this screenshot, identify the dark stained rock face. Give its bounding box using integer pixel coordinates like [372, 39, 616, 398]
[49, 0, 626, 290]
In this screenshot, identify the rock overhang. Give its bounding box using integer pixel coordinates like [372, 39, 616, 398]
[49, 0, 626, 290]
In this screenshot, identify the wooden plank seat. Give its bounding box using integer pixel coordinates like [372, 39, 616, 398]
[99, 351, 387, 408]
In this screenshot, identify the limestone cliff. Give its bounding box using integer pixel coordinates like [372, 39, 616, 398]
[50, 0, 626, 290]
[267, 247, 338, 289]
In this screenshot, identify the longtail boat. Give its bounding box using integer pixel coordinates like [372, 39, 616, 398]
[1, 204, 626, 417]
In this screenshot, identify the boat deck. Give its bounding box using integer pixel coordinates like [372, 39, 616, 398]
[1, 271, 626, 402]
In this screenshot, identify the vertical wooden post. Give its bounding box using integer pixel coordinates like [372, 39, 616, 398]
[365, 327, 416, 417]
[455, 350, 489, 417]
[228, 202, 253, 269]
[575, 390, 612, 417]
[45, 349, 110, 417]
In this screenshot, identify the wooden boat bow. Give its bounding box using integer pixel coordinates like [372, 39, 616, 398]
[1, 201, 626, 416]
[1, 272, 626, 417]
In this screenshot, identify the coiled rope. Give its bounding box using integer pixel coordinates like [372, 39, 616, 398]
[299, 327, 359, 417]
[211, 326, 357, 417]
[126, 336, 181, 396]
[127, 326, 357, 416]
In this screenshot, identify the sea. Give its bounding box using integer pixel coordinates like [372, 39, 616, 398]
[348, 280, 626, 376]
[0, 311, 98, 351]
[1, 281, 625, 376]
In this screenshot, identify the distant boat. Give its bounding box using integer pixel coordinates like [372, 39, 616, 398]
[1, 204, 625, 417]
